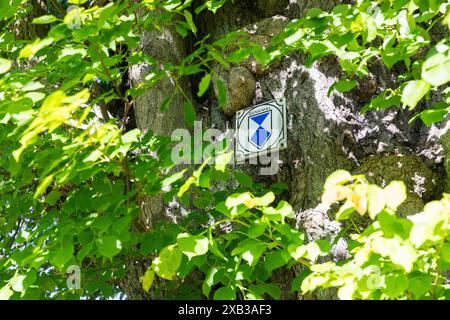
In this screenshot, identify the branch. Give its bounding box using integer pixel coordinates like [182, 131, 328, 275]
[49, 0, 67, 16]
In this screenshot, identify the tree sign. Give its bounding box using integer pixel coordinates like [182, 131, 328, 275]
[235, 98, 287, 161]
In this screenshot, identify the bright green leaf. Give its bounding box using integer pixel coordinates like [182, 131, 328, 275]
[96, 236, 122, 259]
[384, 181, 407, 210]
[176, 233, 209, 259]
[32, 15, 58, 24]
[214, 286, 236, 300]
[141, 269, 155, 293]
[152, 245, 182, 280]
[0, 58, 12, 74]
[401, 80, 431, 110]
[422, 52, 450, 87]
[198, 74, 212, 97]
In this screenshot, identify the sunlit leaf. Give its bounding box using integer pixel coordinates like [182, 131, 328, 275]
[401, 80, 431, 110]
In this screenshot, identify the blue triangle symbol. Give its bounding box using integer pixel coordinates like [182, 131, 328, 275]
[250, 112, 269, 126]
[250, 127, 270, 148]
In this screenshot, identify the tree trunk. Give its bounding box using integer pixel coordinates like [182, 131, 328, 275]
[13, 0, 49, 40]
[122, 0, 449, 299]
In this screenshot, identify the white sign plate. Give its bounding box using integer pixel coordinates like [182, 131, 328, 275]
[235, 98, 287, 161]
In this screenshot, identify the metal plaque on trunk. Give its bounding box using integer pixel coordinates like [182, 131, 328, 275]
[235, 98, 287, 161]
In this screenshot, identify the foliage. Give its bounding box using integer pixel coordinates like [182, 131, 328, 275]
[0, 0, 449, 300]
[141, 186, 334, 300]
[0, 0, 233, 299]
[302, 170, 450, 300]
[265, 0, 450, 125]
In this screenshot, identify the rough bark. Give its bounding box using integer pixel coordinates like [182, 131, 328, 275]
[13, 0, 49, 40]
[123, 0, 449, 299]
[121, 9, 192, 298]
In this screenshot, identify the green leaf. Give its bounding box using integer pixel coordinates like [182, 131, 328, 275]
[377, 211, 412, 239]
[305, 7, 323, 18]
[215, 78, 227, 108]
[418, 107, 449, 126]
[264, 250, 290, 273]
[254, 192, 275, 207]
[231, 239, 266, 266]
[367, 185, 385, 219]
[290, 271, 310, 293]
[305, 240, 331, 262]
[262, 201, 294, 221]
[198, 168, 211, 188]
[162, 169, 187, 189]
[397, 10, 416, 36]
[409, 200, 448, 248]
[214, 286, 236, 300]
[209, 50, 229, 68]
[215, 151, 233, 172]
[225, 192, 252, 208]
[197, 73, 212, 97]
[45, 190, 61, 206]
[152, 245, 182, 280]
[288, 243, 307, 261]
[422, 52, 450, 87]
[19, 38, 54, 58]
[362, 91, 401, 112]
[0, 286, 13, 300]
[11, 275, 27, 293]
[176, 233, 209, 259]
[17, 271, 37, 292]
[32, 15, 58, 24]
[140, 269, 155, 293]
[96, 236, 122, 259]
[383, 273, 409, 298]
[307, 42, 328, 63]
[34, 174, 54, 199]
[227, 47, 253, 63]
[208, 228, 227, 261]
[382, 49, 403, 69]
[247, 219, 267, 237]
[183, 10, 197, 35]
[177, 176, 196, 198]
[183, 101, 196, 127]
[441, 243, 450, 263]
[202, 267, 219, 297]
[249, 283, 281, 299]
[384, 181, 407, 210]
[252, 45, 271, 65]
[0, 58, 12, 74]
[274, 224, 304, 246]
[49, 242, 74, 270]
[401, 80, 431, 110]
[336, 200, 355, 221]
[233, 171, 252, 187]
[363, 18, 377, 43]
[372, 237, 416, 272]
[121, 128, 141, 143]
[328, 79, 357, 95]
[324, 170, 353, 189]
[216, 201, 247, 218]
[408, 275, 432, 298]
[284, 29, 304, 46]
[175, 23, 188, 38]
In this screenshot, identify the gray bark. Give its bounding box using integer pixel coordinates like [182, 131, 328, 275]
[123, 0, 449, 299]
